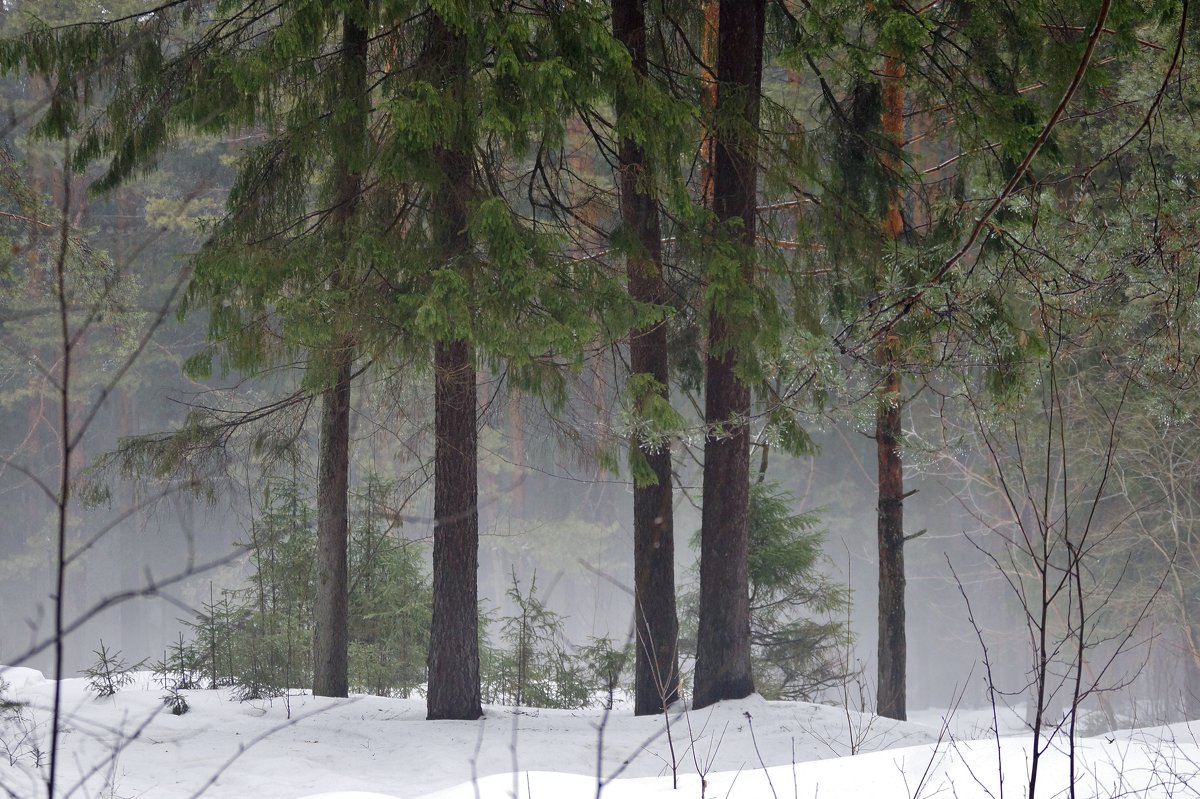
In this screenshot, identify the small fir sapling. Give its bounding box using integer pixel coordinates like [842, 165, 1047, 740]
[578, 637, 633, 710]
[153, 632, 202, 715]
[480, 572, 632, 709]
[680, 481, 850, 701]
[83, 640, 144, 698]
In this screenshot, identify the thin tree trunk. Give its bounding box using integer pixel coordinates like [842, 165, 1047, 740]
[875, 359, 906, 719]
[424, 12, 482, 721]
[694, 0, 765, 711]
[875, 49, 907, 721]
[312, 2, 369, 698]
[613, 0, 680, 716]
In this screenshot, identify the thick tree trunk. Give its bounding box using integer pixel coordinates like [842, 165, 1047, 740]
[693, 0, 765, 711]
[875, 51, 907, 722]
[312, 3, 368, 698]
[313, 348, 353, 697]
[613, 0, 680, 716]
[427, 339, 482, 719]
[424, 12, 482, 721]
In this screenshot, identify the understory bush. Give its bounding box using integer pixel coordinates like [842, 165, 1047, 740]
[177, 475, 431, 699]
[0, 677, 44, 767]
[158, 476, 846, 709]
[480, 570, 632, 709]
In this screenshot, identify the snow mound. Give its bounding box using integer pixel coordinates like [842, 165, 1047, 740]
[0, 666, 46, 692]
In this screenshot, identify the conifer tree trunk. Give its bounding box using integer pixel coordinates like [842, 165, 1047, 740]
[613, 0, 680, 716]
[312, 3, 369, 699]
[694, 0, 765, 711]
[428, 338, 481, 719]
[875, 50, 907, 721]
[875, 358, 905, 718]
[313, 349, 353, 696]
[424, 12, 483, 721]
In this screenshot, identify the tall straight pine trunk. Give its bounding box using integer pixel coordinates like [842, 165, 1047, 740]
[613, 0, 680, 716]
[875, 49, 907, 721]
[694, 0, 765, 711]
[425, 12, 483, 721]
[313, 2, 369, 699]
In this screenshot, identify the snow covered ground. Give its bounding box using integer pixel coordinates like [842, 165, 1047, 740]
[1, 666, 1197, 798]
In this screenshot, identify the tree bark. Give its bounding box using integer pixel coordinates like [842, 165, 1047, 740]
[613, 0, 680, 716]
[424, 12, 482, 721]
[875, 50, 907, 722]
[875, 359, 906, 719]
[427, 339, 482, 719]
[312, 2, 368, 698]
[693, 0, 765, 711]
[313, 347, 353, 697]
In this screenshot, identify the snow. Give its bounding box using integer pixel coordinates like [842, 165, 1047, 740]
[1, 667, 1197, 799]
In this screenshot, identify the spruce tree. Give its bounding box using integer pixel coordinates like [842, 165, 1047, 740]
[420, 8, 483, 721]
[612, 0, 680, 717]
[313, 0, 371, 700]
[693, 0, 766, 710]
[1, 0, 393, 699]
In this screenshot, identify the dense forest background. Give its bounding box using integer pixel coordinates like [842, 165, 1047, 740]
[0, 0, 1197, 740]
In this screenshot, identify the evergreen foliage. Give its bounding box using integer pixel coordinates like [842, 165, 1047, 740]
[683, 481, 849, 702]
[745, 481, 850, 701]
[82, 640, 143, 698]
[4, 0, 1197, 733]
[172, 474, 431, 700]
[480, 571, 632, 710]
[346, 478, 431, 698]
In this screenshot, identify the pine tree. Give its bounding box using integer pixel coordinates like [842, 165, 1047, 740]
[787, 0, 1150, 719]
[874, 33, 908, 723]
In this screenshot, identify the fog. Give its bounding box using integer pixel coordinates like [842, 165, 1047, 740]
[1, 363, 1181, 725]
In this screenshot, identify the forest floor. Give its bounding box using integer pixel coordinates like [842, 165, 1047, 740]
[0, 666, 1196, 798]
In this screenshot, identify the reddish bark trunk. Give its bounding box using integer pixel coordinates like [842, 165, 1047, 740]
[698, 0, 719, 206]
[875, 51, 908, 721]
